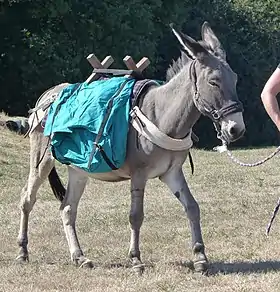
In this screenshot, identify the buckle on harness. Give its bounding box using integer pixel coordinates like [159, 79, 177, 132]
[130, 107, 146, 128]
[212, 110, 221, 120]
[129, 107, 137, 119]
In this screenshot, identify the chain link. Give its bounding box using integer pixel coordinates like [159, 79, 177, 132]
[225, 146, 280, 167]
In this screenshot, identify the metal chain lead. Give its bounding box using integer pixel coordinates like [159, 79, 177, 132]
[226, 146, 280, 167]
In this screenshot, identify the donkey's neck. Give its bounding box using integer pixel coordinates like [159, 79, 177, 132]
[141, 64, 201, 139]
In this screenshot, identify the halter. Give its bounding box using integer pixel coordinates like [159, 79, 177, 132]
[189, 60, 244, 142]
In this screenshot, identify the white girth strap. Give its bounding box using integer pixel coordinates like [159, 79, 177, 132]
[130, 106, 193, 151]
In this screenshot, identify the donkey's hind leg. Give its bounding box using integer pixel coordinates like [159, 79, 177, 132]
[160, 167, 208, 273]
[59, 166, 93, 268]
[16, 129, 54, 263]
[128, 171, 147, 274]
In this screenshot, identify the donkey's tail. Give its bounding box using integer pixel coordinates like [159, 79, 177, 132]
[48, 167, 66, 202]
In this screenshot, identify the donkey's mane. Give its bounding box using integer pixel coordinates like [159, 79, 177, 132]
[166, 52, 190, 81]
[166, 40, 216, 81]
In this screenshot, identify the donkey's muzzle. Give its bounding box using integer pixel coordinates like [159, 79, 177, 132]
[222, 121, 245, 143]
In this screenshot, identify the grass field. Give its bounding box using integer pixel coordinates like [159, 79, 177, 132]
[0, 127, 280, 291]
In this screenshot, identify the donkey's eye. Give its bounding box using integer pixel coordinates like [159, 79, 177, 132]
[209, 80, 220, 87]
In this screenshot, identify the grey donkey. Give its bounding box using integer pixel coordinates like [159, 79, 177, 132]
[16, 22, 245, 273]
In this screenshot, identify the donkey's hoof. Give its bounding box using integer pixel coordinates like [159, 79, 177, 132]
[78, 258, 94, 269]
[192, 243, 208, 273]
[132, 263, 145, 275]
[15, 254, 29, 264]
[193, 259, 209, 273]
[131, 257, 145, 275]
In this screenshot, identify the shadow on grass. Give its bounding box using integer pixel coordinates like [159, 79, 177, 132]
[107, 259, 280, 275]
[209, 260, 280, 275]
[104, 261, 154, 269]
[3, 257, 280, 275]
[41, 259, 280, 274]
[172, 260, 280, 275]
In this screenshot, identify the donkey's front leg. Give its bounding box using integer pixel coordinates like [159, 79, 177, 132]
[160, 167, 208, 272]
[128, 172, 147, 273]
[60, 166, 93, 268]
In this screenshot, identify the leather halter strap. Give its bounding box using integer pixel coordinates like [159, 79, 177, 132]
[189, 60, 243, 122]
[189, 60, 243, 139]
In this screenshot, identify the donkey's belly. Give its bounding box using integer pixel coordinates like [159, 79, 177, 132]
[70, 154, 175, 182]
[70, 165, 131, 182]
[86, 171, 131, 182]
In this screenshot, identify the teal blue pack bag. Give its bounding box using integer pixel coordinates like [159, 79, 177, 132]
[44, 77, 136, 173]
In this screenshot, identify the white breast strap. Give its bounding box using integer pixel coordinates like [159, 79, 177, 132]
[130, 106, 193, 151]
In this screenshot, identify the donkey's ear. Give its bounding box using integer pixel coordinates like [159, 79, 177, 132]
[201, 22, 226, 59]
[170, 23, 207, 59]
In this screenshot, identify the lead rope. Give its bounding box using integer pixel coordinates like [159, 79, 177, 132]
[215, 142, 280, 167]
[214, 141, 280, 235]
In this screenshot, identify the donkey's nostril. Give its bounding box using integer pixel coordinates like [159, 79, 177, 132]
[229, 126, 237, 136]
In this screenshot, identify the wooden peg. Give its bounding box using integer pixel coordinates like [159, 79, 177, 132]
[101, 55, 114, 68]
[123, 56, 150, 77]
[136, 57, 150, 72]
[123, 56, 138, 71]
[87, 53, 102, 69]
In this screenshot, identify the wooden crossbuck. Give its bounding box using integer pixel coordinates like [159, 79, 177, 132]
[86, 53, 150, 84]
[122, 55, 150, 77]
[86, 54, 114, 83]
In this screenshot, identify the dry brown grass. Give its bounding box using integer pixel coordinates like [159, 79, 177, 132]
[0, 111, 27, 121]
[1, 127, 280, 291]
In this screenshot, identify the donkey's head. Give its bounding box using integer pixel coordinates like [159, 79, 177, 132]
[171, 22, 245, 144]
